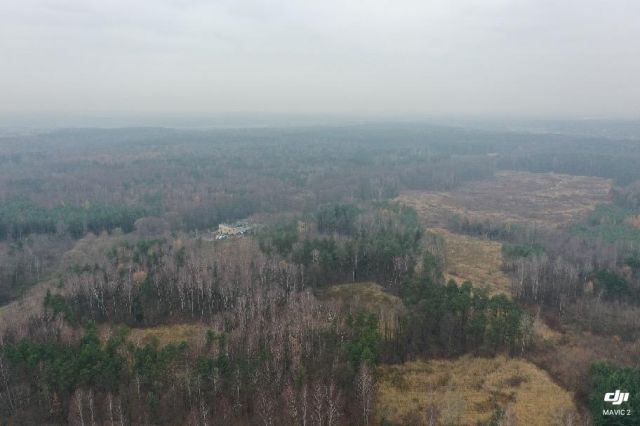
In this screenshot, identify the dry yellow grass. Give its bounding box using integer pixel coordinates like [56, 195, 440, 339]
[395, 191, 463, 227]
[376, 356, 578, 426]
[532, 316, 563, 344]
[132, 270, 148, 284]
[323, 282, 405, 336]
[126, 323, 210, 347]
[624, 214, 640, 229]
[396, 171, 612, 228]
[429, 228, 511, 296]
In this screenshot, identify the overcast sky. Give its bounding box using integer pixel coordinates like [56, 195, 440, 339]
[1, 0, 639, 119]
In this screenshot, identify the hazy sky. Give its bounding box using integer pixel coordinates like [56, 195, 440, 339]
[1, 0, 639, 118]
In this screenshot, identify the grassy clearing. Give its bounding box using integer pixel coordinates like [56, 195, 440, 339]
[529, 327, 640, 401]
[396, 171, 612, 228]
[395, 191, 463, 227]
[625, 214, 640, 229]
[429, 228, 511, 296]
[376, 356, 578, 426]
[124, 323, 210, 347]
[323, 282, 405, 336]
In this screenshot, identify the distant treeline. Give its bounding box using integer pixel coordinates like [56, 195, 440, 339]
[4, 125, 640, 243]
[0, 200, 147, 240]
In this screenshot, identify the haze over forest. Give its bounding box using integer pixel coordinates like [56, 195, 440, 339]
[2, 0, 640, 120]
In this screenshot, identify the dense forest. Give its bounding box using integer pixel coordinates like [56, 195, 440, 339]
[1, 123, 640, 424]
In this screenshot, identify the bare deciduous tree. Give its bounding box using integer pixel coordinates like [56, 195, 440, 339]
[356, 365, 375, 425]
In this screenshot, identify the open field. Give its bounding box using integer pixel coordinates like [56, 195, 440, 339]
[96, 323, 212, 348]
[529, 326, 640, 400]
[323, 282, 405, 335]
[396, 171, 612, 227]
[428, 228, 511, 296]
[376, 356, 579, 426]
[127, 323, 210, 346]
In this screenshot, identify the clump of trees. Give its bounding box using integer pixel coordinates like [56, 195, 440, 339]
[569, 203, 640, 244]
[259, 202, 422, 287]
[613, 181, 640, 210]
[316, 203, 360, 235]
[398, 254, 531, 358]
[3, 323, 191, 424]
